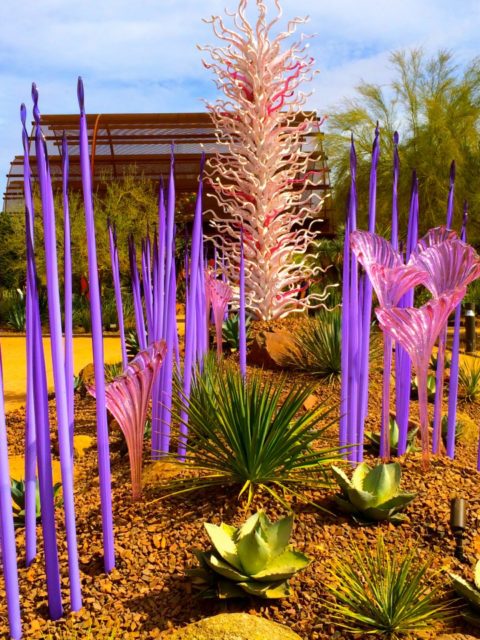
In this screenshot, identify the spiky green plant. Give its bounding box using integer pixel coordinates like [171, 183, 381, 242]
[104, 361, 123, 383]
[459, 361, 480, 402]
[7, 289, 26, 331]
[165, 364, 341, 507]
[411, 374, 436, 401]
[325, 535, 454, 638]
[11, 478, 62, 529]
[450, 559, 480, 627]
[365, 418, 417, 456]
[441, 415, 463, 444]
[288, 308, 341, 382]
[189, 511, 310, 599]
[222, 313, 251, 352]
[125, 329, 140, 360]
[331, 462, 416, 524]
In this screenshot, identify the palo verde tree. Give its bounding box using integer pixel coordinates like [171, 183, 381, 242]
[326, 49, 480, 242]
[202, 0, 329, 320]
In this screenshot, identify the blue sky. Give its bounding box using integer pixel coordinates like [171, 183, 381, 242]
[1, 0, 479, 198]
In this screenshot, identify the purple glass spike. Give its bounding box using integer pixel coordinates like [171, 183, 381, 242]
[20, 104, 37, 567]
[34, 86, 82, 610]
[239, 227, 247, 379]
[77, 77, 115, 572]
[108, 222, 128, 369]
[129, 237, 147, 350]
[391, 132, 399, 251]
[62, 133, 74, 456]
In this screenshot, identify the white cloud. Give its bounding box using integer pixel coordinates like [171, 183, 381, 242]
[1, 0, 479, 197]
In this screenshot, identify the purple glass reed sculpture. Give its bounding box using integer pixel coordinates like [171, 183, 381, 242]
[205, 270, 233, 360]
[62, 133, 74, 456]
[239, 227, 247, 378]
[129, 237, 147, 350]
[142, 236, 154, 340]
[20, 103, 37, 567]
[77, 77, 115, 572]
[90, 342, 166, 500]
[24, 162, 63, 619]
[411, 234, 480, 453]
[376, 293, 465, 467]
[33, 85, 82, 610]
[395, 172, 419, 455]
[350, 231, 427, 459]
[446, 204, 468, 458]
[178, 154, 205, 459]
[108, 222, 128, 369]
[0, 349, 22, 639]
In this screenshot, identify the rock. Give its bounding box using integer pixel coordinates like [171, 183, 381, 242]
[73, 434, 94, 458]
[78, 362, 96, 395]
[303, 394, 319, 411]
[164, 613, 302, 640]
[248, 331, 296, 370]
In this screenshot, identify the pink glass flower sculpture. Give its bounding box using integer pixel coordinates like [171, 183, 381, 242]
[350, 230, 428, 460]
[410, 237, 480, 452]
[376, 293, 465, 466]
[205, 270, 233, 360]
[89, 341, 166, 500]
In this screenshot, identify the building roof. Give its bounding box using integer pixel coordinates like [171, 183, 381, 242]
[3, 111, 331, 227]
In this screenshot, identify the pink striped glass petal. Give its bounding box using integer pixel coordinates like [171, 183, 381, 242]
[414, 226, 459, 253]
[205, 270, 233, 359]
[89, 341, 166, 500]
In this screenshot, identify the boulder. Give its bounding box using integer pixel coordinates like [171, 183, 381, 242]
[164, 613, 302, 640]
[248, 331, 296, 370]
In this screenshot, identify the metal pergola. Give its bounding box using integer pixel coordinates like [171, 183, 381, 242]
[3, 111, 331, 229]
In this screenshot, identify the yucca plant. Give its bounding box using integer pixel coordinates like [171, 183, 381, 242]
[459, 360, 480, 402]
[11, 478, 62, 529]
[331, 462, 416, 524]
[325, 535, 454, 638]
[166, 364, 341, 507]
[288, 307, 341, 382]
[189, 511, 310, 599]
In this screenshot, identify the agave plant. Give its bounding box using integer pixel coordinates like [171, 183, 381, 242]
[365, 418, 417, 456]
[11, 478, 62, 529]
[326, 535, 454, 638]
[166, 364, 341, 507]
[411, 374, 436, 402]
[331, 462, 416, 523]
[222, 313, 251, 352]
[189, 511, 310, 599]
[450, 560, 480, 626]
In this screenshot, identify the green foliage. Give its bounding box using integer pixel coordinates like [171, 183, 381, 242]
[441, 415, 463, 444]
[365, 418, 417, 456]
[72, 294, 91, 332]
[325, 49, 480, 242]
[11, 478, 62, 529]
[189, 511, 310, 599]
[166, 363, 342, 507]
[6, 289, 26, 331]
[125, 330, 140, 361]
[450, 560, 480, 627]
[326, 535, 454, 638]
[104, 362, 124, 383]
[222, 313, 251, 352]
[430, 352, 451, 371]
[288, 308, 341, 382]
[331, 462, 416, 523]
[411, 374, 436, 401]
[459, 361, 480, 402]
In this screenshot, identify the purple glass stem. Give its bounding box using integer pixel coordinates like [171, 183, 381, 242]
[62, 134, 74, 456]
[129, 239, 147, 350]
[348, 254, 359, 462]
[27, 223, 63, 619]
[339, 215, 350, 451]
[108, 225, 127, 369]
[432, 328, 447, 454]
[446, 302, 461, 458]
[33, 90, 82, 611]
[178, 156, 205, 459]
[159, 263, 177, 455]
[239, 228, 247, 378]
[380, 333, 393, 460]
[0, 350, 22, 639]
[21, 105, 37, 567]
[142, 239, 154, 339]
[77, 77, 115, 572]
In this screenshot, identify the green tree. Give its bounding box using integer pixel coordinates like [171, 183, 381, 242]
[325, 49, 480, 243]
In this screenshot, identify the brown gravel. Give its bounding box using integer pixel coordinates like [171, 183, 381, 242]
[1, 330, 480, 639]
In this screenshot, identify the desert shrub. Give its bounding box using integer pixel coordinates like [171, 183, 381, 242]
[325, 535, 454, 638]
[6, 290, 26, 331]
[166, 362, 341, 507]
